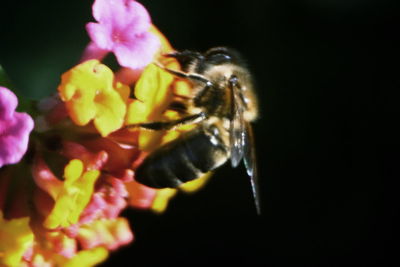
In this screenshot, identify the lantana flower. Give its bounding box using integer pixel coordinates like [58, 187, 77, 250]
[0, 0, 211, 265]
[0, 211, 33, 266]
[57, 59, 129, 137]
[84, 0, 160, 70]
[0, 86, 34, 168]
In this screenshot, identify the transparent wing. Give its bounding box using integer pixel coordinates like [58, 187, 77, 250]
[244, 121, 261, 214]
[229, 85, 246, 168]
[229, 77, 260, 214]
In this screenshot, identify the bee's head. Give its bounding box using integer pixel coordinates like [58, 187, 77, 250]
[204, 47, 247, 68]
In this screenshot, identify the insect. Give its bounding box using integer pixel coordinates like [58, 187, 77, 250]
[129, 47, 260, 214]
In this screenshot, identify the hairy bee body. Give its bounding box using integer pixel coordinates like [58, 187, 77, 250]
[133, 47, 260, 212]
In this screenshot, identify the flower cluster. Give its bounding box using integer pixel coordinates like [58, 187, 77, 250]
[0, 0, 210, 266]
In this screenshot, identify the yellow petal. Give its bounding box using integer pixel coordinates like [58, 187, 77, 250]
[151, 188, 177, 214]
[77, 218, 133, 251]
[44, 159, 100, 229]
[134, 64, 174, 113]
[132, 64, 176, 151]
[173, 80, 192, 98]
[58, 60, 129, 137]
[65, 159, 84, 185]
[149, 24, 174, 55]
[93, 89, 126, 137]
[0, 211, 34, 267]
[179, 173, 212, 193]
[62, 247, 108, 267]
[125, 99, 148, 125]
[114, 81, 130, 103]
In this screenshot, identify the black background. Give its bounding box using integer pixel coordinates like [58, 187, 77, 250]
[1, 0, 400, 266]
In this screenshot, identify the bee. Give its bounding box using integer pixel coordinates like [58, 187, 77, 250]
[129, 47, 260, 214]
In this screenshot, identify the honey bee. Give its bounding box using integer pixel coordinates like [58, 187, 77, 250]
[129, 47, 260, 214]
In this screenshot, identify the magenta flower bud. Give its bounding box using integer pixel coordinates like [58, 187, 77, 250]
[0, 86, 34, 168]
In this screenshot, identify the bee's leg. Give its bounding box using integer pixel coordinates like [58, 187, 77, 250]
[165, 50, 203, 60]
[228, 74, 247, 108]
[164, 51, 204, 72]
[154, 63, 214, 109]
[154, 62, 214, 88]
[228, 75, 239, 87]
[155, 64, 215, 107]
[125, 112, 207, 131]
[168, 100, 189, 114]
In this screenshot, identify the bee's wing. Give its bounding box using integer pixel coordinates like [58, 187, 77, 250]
[244, 121, 261, 215]
[229, 86, 246, 168]
[229, 78, 260, 214]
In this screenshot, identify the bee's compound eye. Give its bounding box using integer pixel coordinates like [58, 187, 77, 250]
[207, 53, 232, 65]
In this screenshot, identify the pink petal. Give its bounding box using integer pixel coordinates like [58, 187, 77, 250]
[117, 1, 152, 33]
[61, 141, 108, 171]
[86, 0, 160, 69]
[0, 87, 34, 167]
[0, 113, 34, 166]
[92, 0, 114, 23]
[127, 180, 157, 209]
[31, 157, 63, 199]
[114, 32, 160, 69]
[0, 86, 18, 119]
[92, 0, 151, 32]
[86, 23, 113, 51]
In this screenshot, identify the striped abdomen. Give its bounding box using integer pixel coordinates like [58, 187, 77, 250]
[135, 125, 229, 188]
